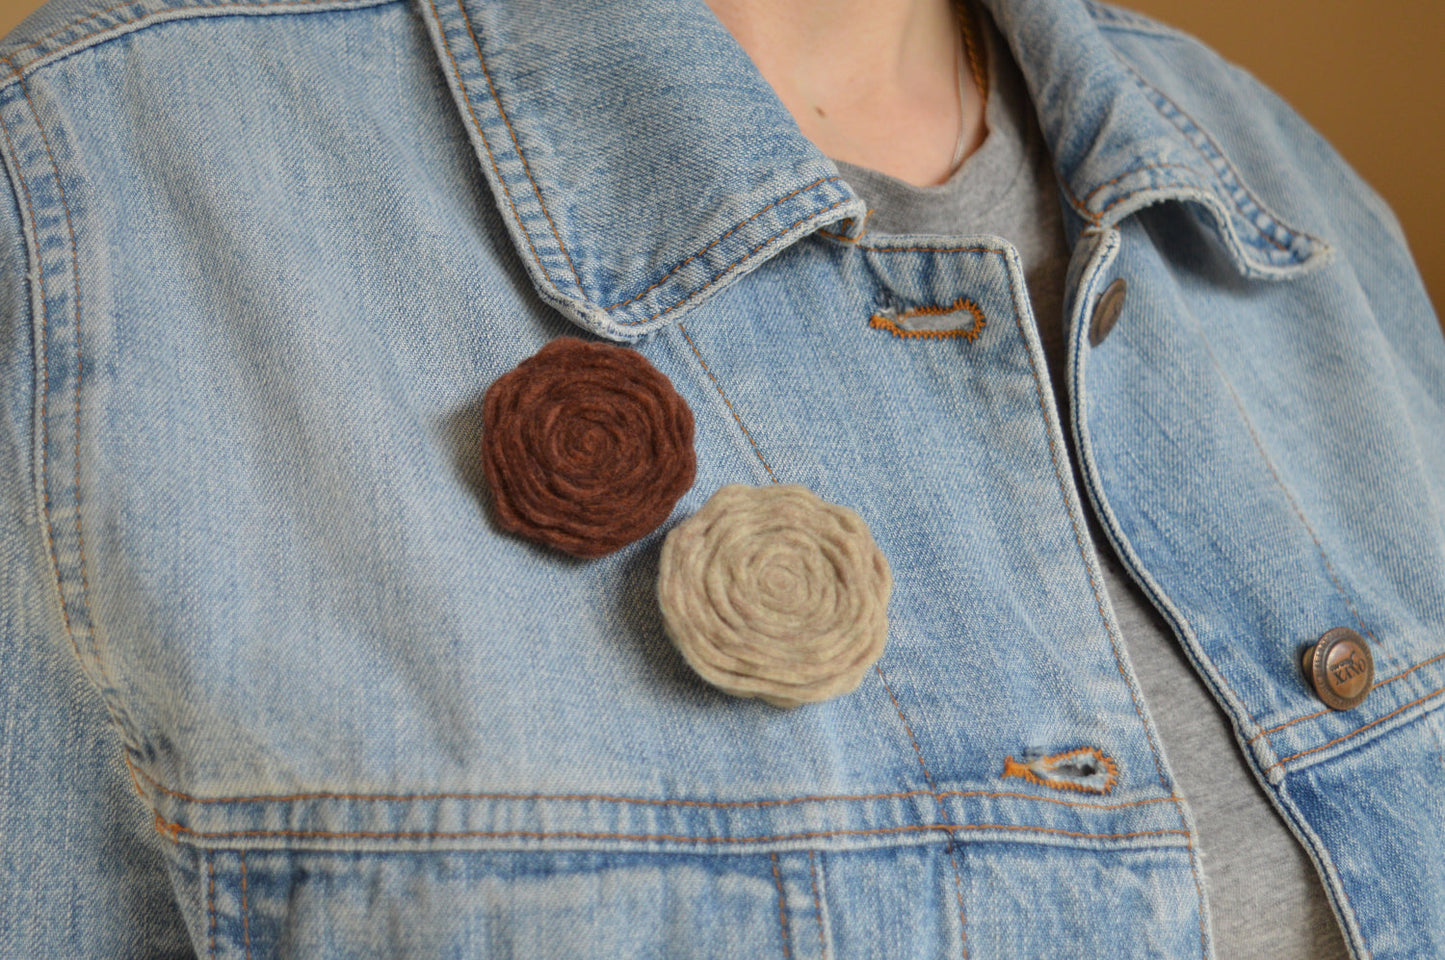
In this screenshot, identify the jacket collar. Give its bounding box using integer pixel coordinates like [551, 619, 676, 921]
[419, 0, 1330, 341]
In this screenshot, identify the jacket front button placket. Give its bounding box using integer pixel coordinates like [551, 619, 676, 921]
[1301, 627, 1374, 710]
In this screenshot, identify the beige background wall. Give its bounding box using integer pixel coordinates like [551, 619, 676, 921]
[1116, 0, 1443, 322]
[0, 0, 1439, 320]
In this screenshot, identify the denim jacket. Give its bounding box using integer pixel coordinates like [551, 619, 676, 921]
[1, 0, 1441, 956]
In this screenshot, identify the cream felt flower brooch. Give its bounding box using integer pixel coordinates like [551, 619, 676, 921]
[657, 483, 892, 707]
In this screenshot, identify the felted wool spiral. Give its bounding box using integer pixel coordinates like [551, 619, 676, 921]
[658, 483, 892, 707]
[481, 336, 696, 558]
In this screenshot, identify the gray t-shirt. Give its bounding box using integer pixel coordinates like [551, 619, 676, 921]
[832, 11, 1350, 959]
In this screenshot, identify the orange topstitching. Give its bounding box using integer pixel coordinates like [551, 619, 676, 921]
[1000, 747, 1119, 796]
[1269, 683, 1445, 771]
[770, 851, 793, 960]
[240, 850, 252, 960]
[453, 0, 583, 293]
[676, 322, 778, 483]
[869, 297, 986, 342]
[1248, 648, 1445, 744]
[127, 754, 1180, 812]
[153, 811, 1192, 847]
[604, 177, 842, 311]
[806, 850, 828, 960]
[875, 664, 968, 954]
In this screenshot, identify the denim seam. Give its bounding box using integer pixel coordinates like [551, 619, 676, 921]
[814, 210, 871, 244]
[205, 850, 217, 959]
[997, 241, 1175, 795]
[1118, 58, 1327, 259]
[6, 0, 155, 57]
[947, 841, 969, 959]
[605, 177, 842, 311]
[423, 0, 565, 298]
[1092, 21, 1192, 43]
[1268, 783, 1373, 960]
[627, 195, 855, 328]
[1198, 335, 1384, 659]
[0, 63, 115, 704]
[806, 851, 828, 960]
[1080, 161, 1198, 212]
[1083, 0, 1193, 44]
[0, 0, 399, 88]
[129, 756, 1184, 811]
[239, 851, 252, 960]
[1017, 238, 1208, 954]
[448, 0, 583, 296]
[675, 322, 778, 483]
[3, 0, 847, 334]
[770, 852, 793, 960]
[11, 61, 98, 657]
[443, 0, 858, 329]
[875, 664, 968, 959]
[1110, 438, 1259, 730]
[1090, 446, 1220, 960]
[0, 81, 74, 667]
[1268, 683, 1445, 772]
[1124, 62, 1291, 255]
[857, 243, 997, 255]
[154, 813, 1194, 847]
[1058, 159, 1216, 231]
[1247, 648, 1445, 744]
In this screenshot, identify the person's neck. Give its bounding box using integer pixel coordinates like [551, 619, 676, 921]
[705, 0, 986, 187]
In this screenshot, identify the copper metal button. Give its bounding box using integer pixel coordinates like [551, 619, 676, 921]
[1088, 277, 1127, 347]
[1301, 627, 1373, 710]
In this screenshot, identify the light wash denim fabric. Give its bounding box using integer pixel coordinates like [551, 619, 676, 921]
[0, 0, 1441, 956]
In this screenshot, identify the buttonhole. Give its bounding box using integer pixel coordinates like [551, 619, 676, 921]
[1001, 746, 1119, 795]
[868, 297, 986, 341]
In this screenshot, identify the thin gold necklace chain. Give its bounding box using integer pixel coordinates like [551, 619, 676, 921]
[957, 0, 989, 107]
[948, 0, 989, 170]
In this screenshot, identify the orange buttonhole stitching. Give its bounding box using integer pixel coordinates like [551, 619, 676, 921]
[1000, 747, 1119, 796]
[868, 297, 986, 341]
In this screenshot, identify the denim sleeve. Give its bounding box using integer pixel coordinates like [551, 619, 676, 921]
[0, 141, 192, 959]
[1265, 66, 1445, 446]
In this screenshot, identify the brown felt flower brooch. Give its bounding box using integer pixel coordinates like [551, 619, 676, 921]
[657, 484, 892, 707]
[482, 337, 696, 558]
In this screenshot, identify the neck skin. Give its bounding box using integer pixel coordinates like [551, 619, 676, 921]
[705, 0, 987, 187]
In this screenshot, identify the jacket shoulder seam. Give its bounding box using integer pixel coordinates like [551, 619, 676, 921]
[0, 0, 400, 87]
